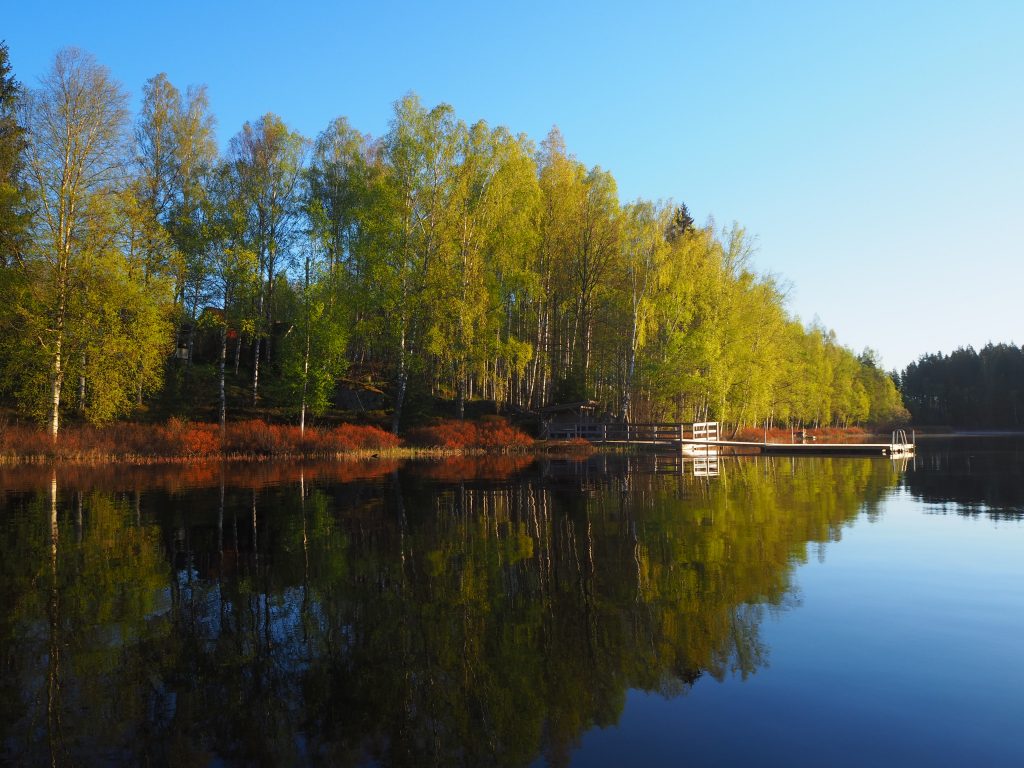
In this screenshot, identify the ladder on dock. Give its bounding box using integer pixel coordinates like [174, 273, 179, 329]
[888, 429, 916, 456]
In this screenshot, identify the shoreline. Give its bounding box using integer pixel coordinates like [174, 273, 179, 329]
[0, 420, 952, 466]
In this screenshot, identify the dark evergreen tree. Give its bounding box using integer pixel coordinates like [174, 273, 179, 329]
[665, 202, 694, 242]
[900, 344, 1024, 427]
[0, 41, 30, 265]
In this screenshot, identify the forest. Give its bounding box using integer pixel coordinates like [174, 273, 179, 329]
[0, 44, 908, 438]
[899, 344, 1024, 428]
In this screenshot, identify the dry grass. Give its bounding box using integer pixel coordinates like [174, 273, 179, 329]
[540, 437, 597, 458]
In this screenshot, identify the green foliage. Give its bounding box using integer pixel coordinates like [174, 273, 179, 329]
[278, 263, 349, 418]
[136, 72, 218, 327]
[0, 48, 905, 431]
[1, 189, 172, 424]
[0, 48, 173, 431]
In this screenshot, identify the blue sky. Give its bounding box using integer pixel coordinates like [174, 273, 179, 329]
[7, 0, 1023, 369]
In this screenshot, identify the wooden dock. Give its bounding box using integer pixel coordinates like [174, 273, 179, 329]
[679, 438, 914, 456]
[544, 420, 915, 457]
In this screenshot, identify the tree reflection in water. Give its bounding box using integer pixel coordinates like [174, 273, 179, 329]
[902, 437, 1024, 519]
[0, 455, 900, 766]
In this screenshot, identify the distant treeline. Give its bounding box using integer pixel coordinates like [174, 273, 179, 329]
[898, 344, 1024, 428]
[0, 44, 907, 436]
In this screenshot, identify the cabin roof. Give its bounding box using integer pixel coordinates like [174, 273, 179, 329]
[538, 400, 599, 415]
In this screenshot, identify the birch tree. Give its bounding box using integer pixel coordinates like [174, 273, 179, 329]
[205, 161, 258, 432]
[570, 167, 619, 388]
[378, 94, 459, 432]
[280, 221, 348, 435]
[306, 117, 373, 276]
[475, 127, 539, 409]
[533, 128, 582, 404]
[228, 114, 308, 404]
[19, 48, 131, 436]
[134, 74, 178, 282]
[135, 73, 217, 373]
[617, 200, 669, 421]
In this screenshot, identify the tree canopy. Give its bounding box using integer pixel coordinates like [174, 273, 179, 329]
[0, 46, 909, 435]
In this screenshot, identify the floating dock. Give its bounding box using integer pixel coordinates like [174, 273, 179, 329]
[679, 438, 914, 457]
[545, 420, 915, 457]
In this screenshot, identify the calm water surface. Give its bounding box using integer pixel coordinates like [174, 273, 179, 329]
[1, 439, 1022, 766]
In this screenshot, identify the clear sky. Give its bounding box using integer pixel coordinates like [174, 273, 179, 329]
[6, 0, 1023, 370]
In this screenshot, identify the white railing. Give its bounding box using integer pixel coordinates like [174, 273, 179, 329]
[692, 421, 719, 442]
[693, 456, 720, 477]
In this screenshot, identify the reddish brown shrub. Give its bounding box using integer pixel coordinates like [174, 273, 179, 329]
[220, 420, 401, 456]
[405, 417, 533, 450]
[160, 418, 220, 457]
[222, 420, 296, 455]
[324, 423, 401, 451]
[473, 416, 534, 448]
[406, 420, 477, 449]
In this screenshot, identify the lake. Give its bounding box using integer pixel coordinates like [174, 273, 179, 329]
[2, 439, 1022, 766]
